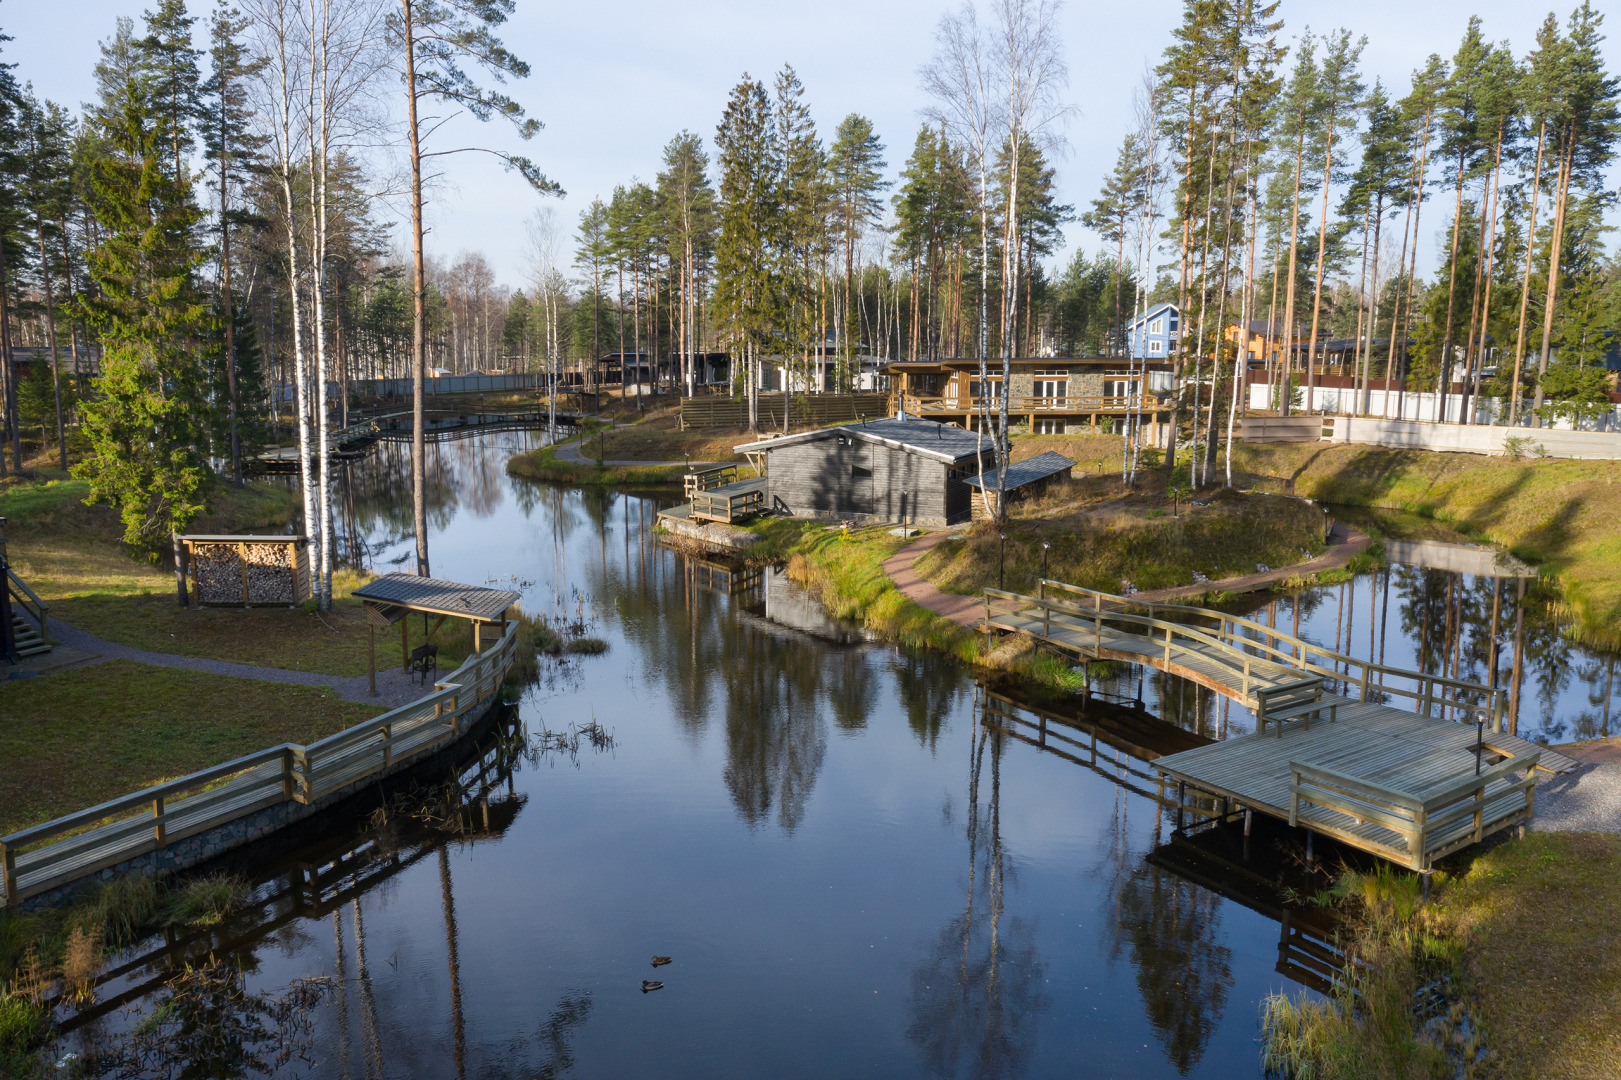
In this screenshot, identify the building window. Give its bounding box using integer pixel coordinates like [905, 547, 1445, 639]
[1149, 339, 1164, 355]
[969, 378, 1002, 403]
[1034, 418, 1066, 435]
[1149, 318, 1164, 335]
[851, 465, 873, 478]
[1033, 370, 1067, 406]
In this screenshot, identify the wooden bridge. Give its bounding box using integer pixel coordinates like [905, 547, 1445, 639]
[981, 582, 1574, 870]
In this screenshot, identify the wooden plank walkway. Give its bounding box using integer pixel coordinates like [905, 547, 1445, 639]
[979, 581, 1574, 869]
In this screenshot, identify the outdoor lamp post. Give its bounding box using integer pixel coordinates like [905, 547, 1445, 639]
[1041, 540, 1050, 583]
[999, 532, 1007, 591]
[1473, 707, 1489, 775]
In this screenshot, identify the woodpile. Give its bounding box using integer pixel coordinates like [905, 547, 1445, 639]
[190, 541, 302, 605]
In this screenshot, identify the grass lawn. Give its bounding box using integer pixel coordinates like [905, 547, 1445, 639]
[1, 471, 478, 676]
[1435, 831, 1621, 1079]
[1230, 443, 1621, 647]
[0, 660, 383, 836]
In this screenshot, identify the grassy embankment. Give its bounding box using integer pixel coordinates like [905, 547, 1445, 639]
[1229, 442, 1621, 648]
[914, 473, 1333, 599]
[741, 518, 1099, 693]
[1262, 831, 1621, 1080]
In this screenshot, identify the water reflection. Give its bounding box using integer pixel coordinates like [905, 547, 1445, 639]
[908, 725, 1046, 1080]
[79, 433, 1621, 1079]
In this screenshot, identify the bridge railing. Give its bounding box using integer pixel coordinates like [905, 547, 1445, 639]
[1, 624, 517, 908]
[987, 580, 1507, 732]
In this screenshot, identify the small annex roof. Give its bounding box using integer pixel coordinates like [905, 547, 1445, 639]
[966, 451, 1076, 492]
[734, 417, 991, 464]
[352, 572, 519, 623]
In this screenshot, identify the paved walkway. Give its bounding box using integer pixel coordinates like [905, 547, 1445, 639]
[882, 520, 1374, 630]
[881, 531, 981, 627]
[17, 618, 429, 708]
[550, 422, 726, 469]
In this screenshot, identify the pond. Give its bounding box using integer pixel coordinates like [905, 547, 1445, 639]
[47, 433, 1616, 1078]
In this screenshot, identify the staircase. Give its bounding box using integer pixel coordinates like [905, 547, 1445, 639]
[10, 612, 49, 658]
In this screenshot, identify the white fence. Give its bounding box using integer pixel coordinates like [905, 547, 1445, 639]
[1248, 382, 1621, 432]
[1320, 416, 1621, 460]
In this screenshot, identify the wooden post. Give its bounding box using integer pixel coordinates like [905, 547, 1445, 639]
[281, 748, 296, 801]
[471, 620, 481, 655]
[401, 619, 410, 673]
[152, 797, 166, 847]
[238, 542, 249, 606]
[173, 533, 189, 607]
[2, 842, 16, 906]
[369, 625, 376, 697]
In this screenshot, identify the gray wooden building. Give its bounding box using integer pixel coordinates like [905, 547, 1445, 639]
[735, 418, 990, 526]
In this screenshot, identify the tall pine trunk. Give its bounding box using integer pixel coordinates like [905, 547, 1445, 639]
[1530, 133, 1573, 428]
[1507, 119, 1546, 426]
[402, 0, 430, 576]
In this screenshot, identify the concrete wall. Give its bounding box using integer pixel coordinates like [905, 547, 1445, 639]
[1249, 381, 1621, 431]
[1322, 416, 1621, 460]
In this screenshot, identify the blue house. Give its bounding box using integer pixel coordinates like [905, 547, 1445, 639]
[1125, 302, 1179, 360]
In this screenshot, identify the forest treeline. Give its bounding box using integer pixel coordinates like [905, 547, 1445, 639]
[0, 0, 1616, 579]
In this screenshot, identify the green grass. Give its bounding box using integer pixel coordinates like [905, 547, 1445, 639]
[1233, 443, 1621, 648]
[0, 660, 382, 836]
[1261, 833, 1621, 1080]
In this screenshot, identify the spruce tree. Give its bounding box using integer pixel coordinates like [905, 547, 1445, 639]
[74, 77, 212, 555]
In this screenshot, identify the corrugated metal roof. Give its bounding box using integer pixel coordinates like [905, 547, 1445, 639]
[966, 451, 1076, 491]
[352, 572, 519, 621]
[735, 417, 991, 463]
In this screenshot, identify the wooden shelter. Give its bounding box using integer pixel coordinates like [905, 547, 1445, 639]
[735, 417, 988, 526]
[352, 573, 519, 696]
[966, 451, 1076, 521]
[178, 535, 311, 607]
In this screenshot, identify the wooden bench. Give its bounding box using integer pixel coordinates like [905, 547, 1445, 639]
[1255, 676, 1336, 737]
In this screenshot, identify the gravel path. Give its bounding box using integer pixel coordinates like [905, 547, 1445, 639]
[881, 530, 980, 627]
[1533, 740, 1621, 834]
[24, 618, 429, 708]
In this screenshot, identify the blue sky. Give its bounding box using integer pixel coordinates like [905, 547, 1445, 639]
[6, 0, 1617, 288]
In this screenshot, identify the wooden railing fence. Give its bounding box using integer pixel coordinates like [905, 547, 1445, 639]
[6, 567, 49, 639]
[983, 581, 1508, 731]
[1, 624, 517, 907]
[1288, 750, 1540, 870]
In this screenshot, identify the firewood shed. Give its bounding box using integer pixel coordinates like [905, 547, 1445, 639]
[178, 535, 312, 607]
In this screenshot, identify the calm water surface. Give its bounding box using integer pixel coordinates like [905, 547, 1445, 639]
[53, 433, 1617, 1078]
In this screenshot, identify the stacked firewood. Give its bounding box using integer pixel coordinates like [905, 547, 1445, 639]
[191, 543, 298, 605]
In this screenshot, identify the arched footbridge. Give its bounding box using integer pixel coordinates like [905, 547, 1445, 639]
[981, 582, 1574, 871]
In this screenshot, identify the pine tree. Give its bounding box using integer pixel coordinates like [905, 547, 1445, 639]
[713, 74, 778, 431]
[137, 0, 203, 184]
[1082, 134, 1143, 355]
[18, 92, 76, 470]
[199, 0, 264, 486]
[829, 114, 888, 381]
[655, 132, 716, 396]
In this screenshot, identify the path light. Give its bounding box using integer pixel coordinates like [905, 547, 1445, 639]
[999, 532, 1007, 591]
[1473, 707, 1489, 775]
[1041, 540, 1051, 583]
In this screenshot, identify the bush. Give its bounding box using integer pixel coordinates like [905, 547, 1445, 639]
[564, 637, 608, 655]
[164, 874, 248, 929]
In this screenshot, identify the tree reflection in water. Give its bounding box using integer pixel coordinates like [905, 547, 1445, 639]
[1096, 788, 1232, 1075]
[892, 652, 968, 751]
[908, 725, 1046, 1079]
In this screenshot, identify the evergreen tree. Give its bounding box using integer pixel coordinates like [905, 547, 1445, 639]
[713, 74, 778, 430]
[138, 0, 203, 184]
[828, 113, 888, 376]
[74, 75, 212, 555]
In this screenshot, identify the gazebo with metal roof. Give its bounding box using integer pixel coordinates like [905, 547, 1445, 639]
[352, 573, 519, 695]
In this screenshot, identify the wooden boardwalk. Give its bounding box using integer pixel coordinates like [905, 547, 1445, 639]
[981, 581, 1573, 869]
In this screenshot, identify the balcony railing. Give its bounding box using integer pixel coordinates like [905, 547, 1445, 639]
[899, 393, 1143, 415]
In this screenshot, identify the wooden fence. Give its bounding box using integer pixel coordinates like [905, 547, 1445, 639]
[984, 580, 1510, 730]
[1, 624, 517, 907]
[679, 392, 890, 429]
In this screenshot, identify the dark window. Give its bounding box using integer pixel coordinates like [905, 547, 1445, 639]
[852, 465, 873, 478]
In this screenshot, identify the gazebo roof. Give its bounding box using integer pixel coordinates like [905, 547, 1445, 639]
[352, 573, 518, 622]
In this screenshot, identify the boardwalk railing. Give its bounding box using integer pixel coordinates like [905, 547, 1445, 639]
[1289, 750, 1540, 870]
[1, 624, 517, 907]
[983, 580, 1509, 731]
[900, 392, 1138, 416]
[6, 567, 50, 639]
[684, 465, 740, 498]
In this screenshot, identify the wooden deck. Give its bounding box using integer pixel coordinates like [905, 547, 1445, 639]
[690, 476, 767, 523]
[980, 581, 1574, 869]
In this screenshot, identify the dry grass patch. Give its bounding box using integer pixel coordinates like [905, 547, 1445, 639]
[0, 660, 382, 835]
